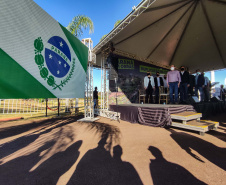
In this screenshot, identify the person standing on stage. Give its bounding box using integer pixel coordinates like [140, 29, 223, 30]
[144, 72, 155, 103]
[154, 72, 164, 104]
[219, 85, 226, 102]
[202, 72, 210, 102]
[163, 74, 168, 93]
[195, 70, 205, 101]
[188, 71, 195, 97]
[195, 69, 201, 97]
[93, 87, 98, 109]
[179, 66, 190, 103]
[167, 65, 181, 104]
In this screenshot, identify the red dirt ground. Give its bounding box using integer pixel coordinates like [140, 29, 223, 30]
[0, 117, 23, 122]
[0, 113, 225, 185]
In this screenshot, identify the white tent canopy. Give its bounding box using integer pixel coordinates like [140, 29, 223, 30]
[93, 0, 226, 72]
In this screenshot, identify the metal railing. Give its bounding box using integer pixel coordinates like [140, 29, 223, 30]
[0, 98, 85, 116]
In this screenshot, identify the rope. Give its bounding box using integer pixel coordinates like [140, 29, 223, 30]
[47, 102, 60, 111]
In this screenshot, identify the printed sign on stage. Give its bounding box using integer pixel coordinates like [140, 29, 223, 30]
[118, 59, 134, 69]
[139, 65, 168, 74]
[109, 55, 168, 104]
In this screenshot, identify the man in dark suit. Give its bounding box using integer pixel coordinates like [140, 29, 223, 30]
[154, 72, 164, 104]
[197, 71, 205, 101]
[219, 85, 226, 102]
[93, 87, 98, 109]
[179, 66, 190, 103]
[202, 72, 210, 102]
[195, 69, 205, 101]
[188, 71, 195, 97]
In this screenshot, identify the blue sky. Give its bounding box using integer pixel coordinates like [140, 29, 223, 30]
[33, 0, 141, 45]
[34, 0, 226, 89]
[34, 0, 142, 90]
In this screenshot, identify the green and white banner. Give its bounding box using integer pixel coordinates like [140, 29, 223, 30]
[0, 0, 88, 99]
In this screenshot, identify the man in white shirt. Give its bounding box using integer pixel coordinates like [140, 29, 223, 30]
[144, 72, 155, 103]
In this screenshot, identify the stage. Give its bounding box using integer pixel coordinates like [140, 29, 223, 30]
[110, 104, 194, 127]
[110, 102, 225, 128]
[192, 101, 226, 118]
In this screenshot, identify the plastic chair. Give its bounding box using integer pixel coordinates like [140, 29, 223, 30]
[139, 90, 146, 104]
[159, 87, 169, 104]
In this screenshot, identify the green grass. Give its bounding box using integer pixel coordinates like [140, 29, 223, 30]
[0, 98, 85, 120]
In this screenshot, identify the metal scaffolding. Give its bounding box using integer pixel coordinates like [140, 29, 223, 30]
[81, 38, 95, 119]
[84, 62, 94, 118]
[98, 54, 120, 121]
[81, 39, 119, 121]
[100, 55, 109, 111]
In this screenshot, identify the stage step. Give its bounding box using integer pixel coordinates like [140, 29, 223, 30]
[171, 111, 202, 124]
[172, 120, 219, 135]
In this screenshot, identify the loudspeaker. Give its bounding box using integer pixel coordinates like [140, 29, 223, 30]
[211, 96, 221, 102]
[186, 96, 199, 105]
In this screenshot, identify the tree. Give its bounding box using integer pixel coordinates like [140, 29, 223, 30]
[67, 15, 94, 38]
[114, 20, 121, 28]
[100, 34, 107, 42]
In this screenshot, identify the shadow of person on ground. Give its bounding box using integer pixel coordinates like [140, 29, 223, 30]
[68, 136, 143, 185]
[168, 129, 226, 171]
[67, 135, 114, 185]
[148, 146, 207, 185]
[0, 140, 82, 185]
[112, 145, 143, 185]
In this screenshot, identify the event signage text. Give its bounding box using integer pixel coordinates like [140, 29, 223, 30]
[118, 59, 134, 69]
[139, 65, 168, 74]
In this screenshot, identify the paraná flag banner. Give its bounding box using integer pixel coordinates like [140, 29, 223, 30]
[0, 0, 88, 99]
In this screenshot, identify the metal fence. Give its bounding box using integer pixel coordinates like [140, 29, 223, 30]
[0, 98, 84, 116]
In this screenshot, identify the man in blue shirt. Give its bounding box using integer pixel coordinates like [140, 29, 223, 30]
[167, 65, 181, 104]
